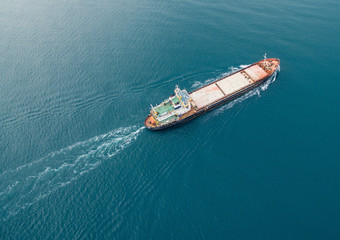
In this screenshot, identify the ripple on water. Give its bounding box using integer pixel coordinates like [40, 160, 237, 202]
[0, 125, 145, 221]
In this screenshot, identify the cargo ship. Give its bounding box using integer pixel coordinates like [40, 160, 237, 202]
[145, 58, 280, 130]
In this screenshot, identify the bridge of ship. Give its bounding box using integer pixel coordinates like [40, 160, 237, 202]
[152, 87, 192, 123]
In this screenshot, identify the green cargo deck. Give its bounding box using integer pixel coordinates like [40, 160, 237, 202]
[154, 102, 174, 115]
[154, 96, 181, 115]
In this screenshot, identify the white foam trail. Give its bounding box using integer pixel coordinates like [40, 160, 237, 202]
[0, 125, 145, 221]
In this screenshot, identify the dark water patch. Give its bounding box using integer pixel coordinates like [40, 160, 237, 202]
[1, 0, 340, 238]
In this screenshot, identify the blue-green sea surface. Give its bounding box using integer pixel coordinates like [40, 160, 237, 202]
[1, 0, 339, 239]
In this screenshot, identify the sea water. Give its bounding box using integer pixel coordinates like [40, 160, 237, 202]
[1, 0, 339, 239]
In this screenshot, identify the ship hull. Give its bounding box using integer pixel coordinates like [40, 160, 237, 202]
[145, 76, 272, 131]
[145, 59, 279, 130]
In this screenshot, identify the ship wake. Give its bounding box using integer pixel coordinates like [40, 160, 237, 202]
[0, 125, 145, 221]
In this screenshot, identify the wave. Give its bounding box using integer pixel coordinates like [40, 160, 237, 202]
[0, 125, 145, 221]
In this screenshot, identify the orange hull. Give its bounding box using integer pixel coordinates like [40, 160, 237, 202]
[145, 58, 280, 130]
